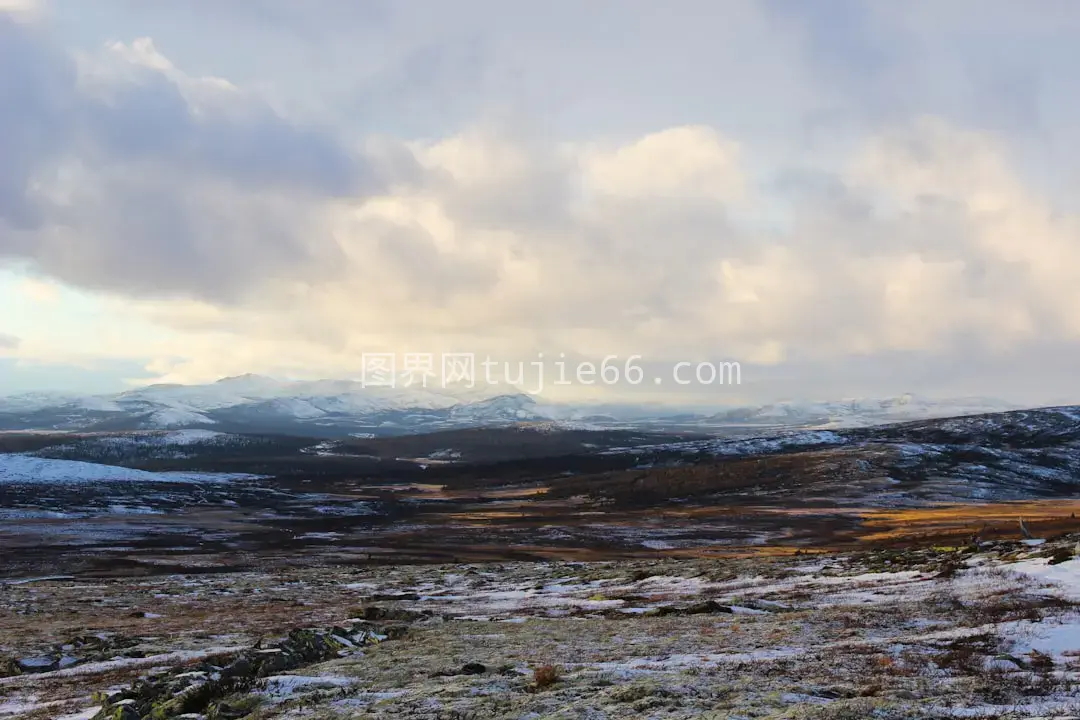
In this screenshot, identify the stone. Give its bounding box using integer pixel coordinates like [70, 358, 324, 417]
[17, 655, 57, 673]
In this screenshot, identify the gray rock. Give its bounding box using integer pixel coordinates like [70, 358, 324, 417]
[17, 655, 57, 673]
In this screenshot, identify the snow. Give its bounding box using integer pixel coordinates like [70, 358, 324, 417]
[427, 448, 463, 460]
[934, 699, 1080, 718]
[258, 397, 327, 419]
[0, 575, 74, 585]
[601, 429, 847, 458]
[710, 394, 1018, 429]
[144, 407, 215, 428]
[124, 377, 520, 416]
[76, 396, 125, 412]
[0, 377, 1048, 436]
[54, 708, 101, 720]
[0, 454, 258, 485]
[0, 698, 70, 717]
[1006, 556, 1080, 600]
[1003, 617, 1080, 659]
[0, 392, 82, 412]
[118, 383, 257, 412]
[29, 430, 239, 460]
[519, 420, 608, 433]
[641, 540, 675, 550]
[0, 647, 246, 686]
[0, 376, 539, 432]
[10, 546, 1080, 718]
[162, 429, 227, 444]
[262, 674, 356, 699]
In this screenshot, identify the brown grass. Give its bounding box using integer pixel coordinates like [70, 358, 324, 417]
[532, 664, 560, 689]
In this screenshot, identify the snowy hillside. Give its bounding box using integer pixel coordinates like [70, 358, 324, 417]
[0, 375, 535, 435]
[0, 455, 256, 485]
[708, 393, 1017, 428]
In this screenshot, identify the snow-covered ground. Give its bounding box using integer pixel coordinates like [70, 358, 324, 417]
[1010, 553, 1080, 601]
[3, 536, 1080, 718]
[600, 428, 847, 456]
[0, 454, 257, 484]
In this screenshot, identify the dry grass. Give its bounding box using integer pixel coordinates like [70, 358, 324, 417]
[3, 541, 1080, 718]
[531, 664, 560, 689]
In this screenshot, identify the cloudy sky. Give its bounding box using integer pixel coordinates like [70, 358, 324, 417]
[2, 0, 1080, 405]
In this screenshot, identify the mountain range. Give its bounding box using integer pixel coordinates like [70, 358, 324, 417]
[0, 374, 1021, 437]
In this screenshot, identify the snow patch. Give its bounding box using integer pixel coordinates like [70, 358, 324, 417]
[0, 455, 258, 485]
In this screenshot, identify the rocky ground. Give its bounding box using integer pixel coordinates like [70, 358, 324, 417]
[3, 536, 1080, 719]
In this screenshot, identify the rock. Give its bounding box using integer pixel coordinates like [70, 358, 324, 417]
[361, 605, 424, 622]
[258, 650, 292, 674]
[112, 706, 140, 720]
[813, 688, 845, 699]
[432, 661, 489, 678]
[371, 592, 420, 601]
[362, 606, 387, 621]
[683, 600, 734, 615]
[93, 620, 405, 719]
[384, 625, 410, 640]
[17, 655, 57, 673]
[1048, 547, 1075, 565]
[221, 656, 252, 679]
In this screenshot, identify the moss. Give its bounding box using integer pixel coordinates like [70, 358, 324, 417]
[93, 625, 366, 719]
[207, 692, 264, 720]
[607, 681, 668, 703]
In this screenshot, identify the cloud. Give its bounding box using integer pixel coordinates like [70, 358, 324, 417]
[4, 3, 1080, 404]
[107, 113, 1080, 400]
[0, 333, 20, 350]
[0, 19, 385, 302]
[0, 0, 38, 19]
[18, 277, 60, 303]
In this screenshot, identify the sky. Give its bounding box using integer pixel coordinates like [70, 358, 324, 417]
[3, 0, 1080, 405]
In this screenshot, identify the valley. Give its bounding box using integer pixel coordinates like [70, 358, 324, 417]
[3, 407, 1080, 578]
[4, 406, 1080, 717]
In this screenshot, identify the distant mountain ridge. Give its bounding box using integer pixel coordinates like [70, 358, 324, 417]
[0, 376, 1022, 437]
[703, 393, 1020, 428]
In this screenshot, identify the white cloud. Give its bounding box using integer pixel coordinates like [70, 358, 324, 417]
[0, 18, 378, 303]
[0, 0, 38, 20]
[84, 115, 1080, 400]
[18, 277, 60, 304]
[4, 4, 1080, 404]
[583, 126, 745, 202]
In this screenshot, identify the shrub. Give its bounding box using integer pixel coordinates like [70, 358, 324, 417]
[533, 664, 560, 689]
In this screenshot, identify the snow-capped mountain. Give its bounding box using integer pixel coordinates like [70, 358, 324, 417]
[0, 378, 1022, 437]
[0, 375, 545, 436]
[705, 393, 1019, 429]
